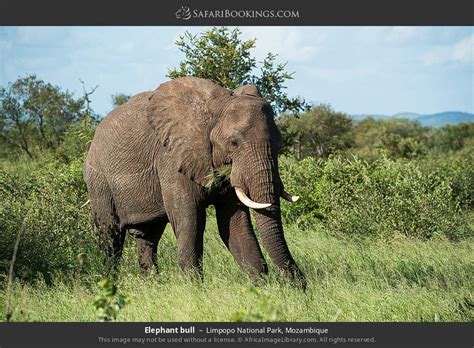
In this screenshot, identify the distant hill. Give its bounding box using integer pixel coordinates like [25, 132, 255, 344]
[351, 111, 474, 127]
[392, 112, 421, 120]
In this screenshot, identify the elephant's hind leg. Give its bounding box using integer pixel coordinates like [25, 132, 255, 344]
[87, 170, 125, 274]
[129, 219, 168, 274]
[94, 204, 125, 274]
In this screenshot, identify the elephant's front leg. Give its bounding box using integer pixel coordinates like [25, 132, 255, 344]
[215, 190, 268, 278]
[162, 177, 207, 277]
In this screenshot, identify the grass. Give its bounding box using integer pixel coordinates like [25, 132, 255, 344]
[1, 217, 472, 322]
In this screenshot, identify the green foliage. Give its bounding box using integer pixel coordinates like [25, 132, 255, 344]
[348, 118, 474, 161]
[55, 115, 96, 163]
[280, 114, 474, 163]
[231, 286, 282, 322]
[168, 27, 308, 114]
[111, 93, 131, 108]
[250, 53, 308, 115]
[417, 149, 474, 210]
[352, 118, 429, 160]
[429, 122, 474, 152]
[0, 157, 104, 283]
[205, 165, 231, 190]
[279, 156, 328, 227]
[169, 27, 255, 91]
[0, 75, 97, 159]
[280, 155, 472, 240]
[93, 278, 129, 322]
[278, 104, 353, 159]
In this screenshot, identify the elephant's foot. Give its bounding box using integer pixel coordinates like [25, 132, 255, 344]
[137, 238, 158, 275]
[96, 225, 126, 278]
[281, 263, 307, 291]
[178, 254, 204, 281]
[130, 221, 167, 275]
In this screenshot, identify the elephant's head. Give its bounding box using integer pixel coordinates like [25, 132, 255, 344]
[147, 77, 304, 282]
[147, 77, 297, 204]
[210, 84, 299, 207]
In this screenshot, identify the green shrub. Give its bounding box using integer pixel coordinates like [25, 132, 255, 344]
[93, 278, 129, 322]
[280, 155, 471, 240]
[279, 156, 329, 228]
[0, 157, 103, 283]
[231, 286, 283, 322]
[417, 149, 474, 210]
[55, 116, 96, 164]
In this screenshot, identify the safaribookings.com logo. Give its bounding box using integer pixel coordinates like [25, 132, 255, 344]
[175, 6, 300, 20]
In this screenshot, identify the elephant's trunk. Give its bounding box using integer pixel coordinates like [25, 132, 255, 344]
[232, 144, 299, 208]
[252, 203, 305, 283]
[232, 144, 305, 285]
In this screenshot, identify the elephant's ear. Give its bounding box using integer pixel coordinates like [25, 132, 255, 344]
[232, 85, 262, 98]
[147, 77, 230, 186]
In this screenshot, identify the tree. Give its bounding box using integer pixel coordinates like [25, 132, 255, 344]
[111, 93, 131, 108]
[350, 118, 429, 160]
[0, 75, 97, 159]
[430, 122, 474, 152]
[168, 27, 308, 115]
[278, 104, 353, 159]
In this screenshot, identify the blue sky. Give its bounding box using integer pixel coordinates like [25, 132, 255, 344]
[0, 26, 472, 116]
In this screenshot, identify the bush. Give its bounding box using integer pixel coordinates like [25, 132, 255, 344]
[417, 149, 474, 210]
[0, 157, 103, 283]
[231, 286, 283, 322]
[349, 118, 430, 161]
[93, 278, 129, 322]
[55, 116, 96, 163]
[280, 155, 471, 240]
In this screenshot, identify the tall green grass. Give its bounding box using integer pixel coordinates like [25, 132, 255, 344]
[1, 222, 472, 322]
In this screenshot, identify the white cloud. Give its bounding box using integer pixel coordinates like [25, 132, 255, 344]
[423, 33, 474, 65]
[452, 34, 474, 64]
[306, 65, 385, 84]
[241, 27, 322, 62]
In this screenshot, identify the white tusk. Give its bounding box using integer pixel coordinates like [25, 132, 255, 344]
[80, 199, 90, 208]
[235, 188, 271, 209]
[281, 190, 300, 202]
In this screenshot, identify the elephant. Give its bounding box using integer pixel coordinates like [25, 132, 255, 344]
[84, 77, 305, 286]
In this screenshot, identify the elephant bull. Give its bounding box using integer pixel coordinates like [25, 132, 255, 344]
[84, 77, 305, 286]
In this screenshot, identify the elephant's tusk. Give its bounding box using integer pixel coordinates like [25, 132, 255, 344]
[281, 190, 300, 203]
[80, 199, 90, 208]
[235, 188, 271, 209]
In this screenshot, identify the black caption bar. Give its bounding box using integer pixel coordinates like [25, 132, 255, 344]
[0, 0, 473, 25]
[0, 322, 472, 348]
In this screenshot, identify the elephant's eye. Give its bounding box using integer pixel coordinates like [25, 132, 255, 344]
[229, 137, 240, 150]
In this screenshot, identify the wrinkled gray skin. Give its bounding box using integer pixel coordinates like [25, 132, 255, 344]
[84, 77, 305, 286]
